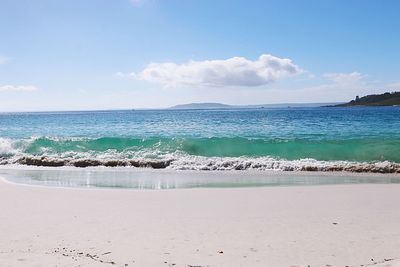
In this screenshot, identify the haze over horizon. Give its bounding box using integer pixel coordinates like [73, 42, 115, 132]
[1, 0, 399, 112]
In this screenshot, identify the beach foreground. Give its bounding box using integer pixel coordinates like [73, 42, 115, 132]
[1, 177, 400, 266]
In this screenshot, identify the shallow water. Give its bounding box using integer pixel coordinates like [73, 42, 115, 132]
[1, 168, 400, 190]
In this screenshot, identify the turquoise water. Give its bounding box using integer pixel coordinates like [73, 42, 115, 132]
[0, 107, 400, 172]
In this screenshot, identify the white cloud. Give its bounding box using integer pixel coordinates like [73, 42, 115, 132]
[129, 54, 302, 87]
[0, 85, 38, 92]
[296, 71, 373, 102]
[323, 72, 365, 85]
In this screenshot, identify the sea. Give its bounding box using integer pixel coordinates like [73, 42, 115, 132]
[0, 106, 399, 173]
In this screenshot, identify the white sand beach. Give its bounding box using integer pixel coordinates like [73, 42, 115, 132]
[1, 175, 400, 267]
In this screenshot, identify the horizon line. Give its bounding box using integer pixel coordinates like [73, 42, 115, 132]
[0, 101, 343, 114]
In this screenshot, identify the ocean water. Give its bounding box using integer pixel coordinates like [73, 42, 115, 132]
[0, 106, 400, 172]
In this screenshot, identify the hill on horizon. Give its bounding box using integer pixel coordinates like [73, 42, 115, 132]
[332, 92, 400, 107]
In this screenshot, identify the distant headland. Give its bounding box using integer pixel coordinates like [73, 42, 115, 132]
[330, 92, 400, 107]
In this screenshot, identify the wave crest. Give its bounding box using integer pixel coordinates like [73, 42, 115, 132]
[0, 155, 397, 173]
[0, 136, 399, 173]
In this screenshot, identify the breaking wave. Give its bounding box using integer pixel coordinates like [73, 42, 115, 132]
[0, 136, 399, 173]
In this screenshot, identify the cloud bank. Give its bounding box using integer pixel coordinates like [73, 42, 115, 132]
[0, 85, 38, 92]
[129, 54, 302, 87]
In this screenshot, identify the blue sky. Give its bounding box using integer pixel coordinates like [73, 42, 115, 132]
[0, 0, 399, 111]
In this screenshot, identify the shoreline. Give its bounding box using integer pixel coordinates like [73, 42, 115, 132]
[4, 163, 400, 174]
[2, 163, 400, 174]
[1, 166, 400, 190]
[1, 175, 400, 266]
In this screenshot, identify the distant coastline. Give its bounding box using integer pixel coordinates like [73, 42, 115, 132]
[328, 92, 400, 107]
[170, 102, 339, 110]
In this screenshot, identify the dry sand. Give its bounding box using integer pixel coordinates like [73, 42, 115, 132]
[1, 175, 400, 266]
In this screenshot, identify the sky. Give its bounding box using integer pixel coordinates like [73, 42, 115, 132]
[0, 0, 399, 111]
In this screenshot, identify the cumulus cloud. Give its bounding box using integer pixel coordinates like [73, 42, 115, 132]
[0, 85, 38, 92]
[323, 72, 365, 85]
[127, 54, 302, 87]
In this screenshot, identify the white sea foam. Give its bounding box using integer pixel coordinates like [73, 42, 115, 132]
[167, 155, 400, 172]
[0, 137, 399, 173]
[0, 137, 26, 157]
[0, 153, 397, 173]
